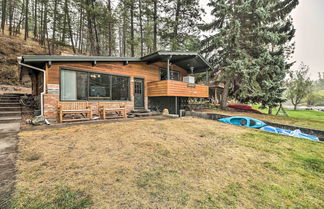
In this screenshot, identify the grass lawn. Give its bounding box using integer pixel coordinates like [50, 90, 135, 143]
[14, 118, 323, 209]
[206, 108, 324, 131]
[252, 105, 324, 123]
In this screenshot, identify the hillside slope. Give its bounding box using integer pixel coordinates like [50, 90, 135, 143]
[0, 32, 74, 86]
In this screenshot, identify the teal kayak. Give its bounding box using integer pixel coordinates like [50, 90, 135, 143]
[218, 116, 266, 129]
[218, 116, 319, 141]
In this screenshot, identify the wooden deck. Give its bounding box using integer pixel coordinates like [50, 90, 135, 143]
[147, 80, 209, 98]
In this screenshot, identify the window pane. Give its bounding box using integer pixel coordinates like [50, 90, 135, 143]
[61, 70, 88, 101]
[89, 73, 111, 100]
[76, 72, 88, 100]
[61, 70, 77, 100]
[170, 70, 180, 80]
[112, 76, 129, 100]
[160, 68, 180, 81]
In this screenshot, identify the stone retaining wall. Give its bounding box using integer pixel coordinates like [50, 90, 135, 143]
[182, 111, 324, 141]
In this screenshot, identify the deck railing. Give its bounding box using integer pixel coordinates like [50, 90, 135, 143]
[147, 80, 208, 98]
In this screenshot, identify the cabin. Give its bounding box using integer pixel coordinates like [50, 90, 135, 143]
[18, 51, 213, 122]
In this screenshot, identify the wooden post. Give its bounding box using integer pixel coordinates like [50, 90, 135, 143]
[206, 68, 209, 85]
[167, 55, 172, 80]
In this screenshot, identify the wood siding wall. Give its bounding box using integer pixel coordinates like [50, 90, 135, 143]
[147, 80, 209, 98]
[43, 61, 189, 119]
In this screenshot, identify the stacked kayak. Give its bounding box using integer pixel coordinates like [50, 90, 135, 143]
[260, 126, 319, 141]
[218, 116, 319, 141]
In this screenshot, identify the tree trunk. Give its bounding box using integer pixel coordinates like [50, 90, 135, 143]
[86, 0, 94, 55]
[139, 0, 143, 56]
[42, 3, 47, 47]
[294, 104, 297, 110]
[66, 3, 76, 54]
[172, 0, 181, 51]
[24, 0, 29, 40]
[122, 0, 127, 57]
[1, 0, 7, 34]
[33, 0, 37, 39]
[130, 0, 134, 57]
[78, 3, 83, 53]
[107, 0, 112, 56]
[268, 107, 273, 115]
[153, 0, 157, 51]
[8, 0, 13, 35]
[61, 0, 68, 43]
[91, 0, 100, 55]
[51, 0, 58, 54]
[220, 79, 231, 109]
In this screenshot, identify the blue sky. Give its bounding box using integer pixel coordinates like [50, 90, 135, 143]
[200, 0, 324, 80]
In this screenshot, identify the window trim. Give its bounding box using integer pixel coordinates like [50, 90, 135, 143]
[59, 67, 131, 102]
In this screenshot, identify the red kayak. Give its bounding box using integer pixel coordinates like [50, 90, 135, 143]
[227, 104, 262, 114]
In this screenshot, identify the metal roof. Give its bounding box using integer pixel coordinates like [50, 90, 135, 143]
[141, 51, 213, 72]
[21, 51, 213, 73]
[22, 55, 141, 62]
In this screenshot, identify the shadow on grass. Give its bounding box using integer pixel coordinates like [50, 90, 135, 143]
[11, 185, 92, 209]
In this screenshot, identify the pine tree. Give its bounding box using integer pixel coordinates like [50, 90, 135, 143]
[202, 0, 298, 110]
[160, 0, 202, 51]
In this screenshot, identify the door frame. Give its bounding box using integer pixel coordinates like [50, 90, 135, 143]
[134, 77, 145, 109]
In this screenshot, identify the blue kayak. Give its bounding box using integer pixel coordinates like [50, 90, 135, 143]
[261, 126, 319, 141]
[218, 116, 266, 129]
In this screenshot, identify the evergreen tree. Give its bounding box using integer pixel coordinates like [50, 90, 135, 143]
[202, 0, 298, 110]
[160, 0, 203, 51]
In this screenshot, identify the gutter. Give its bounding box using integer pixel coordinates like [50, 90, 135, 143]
[17, 57, 46, 117]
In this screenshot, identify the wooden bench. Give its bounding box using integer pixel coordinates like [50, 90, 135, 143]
[98, 102, 127, 120]
[57, 102, 92, 123]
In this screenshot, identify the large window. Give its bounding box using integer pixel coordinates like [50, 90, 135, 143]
[60, 69, 130, 101]
[160, 68, 180, 81]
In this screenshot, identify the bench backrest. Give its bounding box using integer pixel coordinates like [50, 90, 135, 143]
[58, 102, 90, 110]
[98, 102, 125, 109]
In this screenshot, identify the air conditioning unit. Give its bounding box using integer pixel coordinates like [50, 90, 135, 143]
[183, 76, 195, 84]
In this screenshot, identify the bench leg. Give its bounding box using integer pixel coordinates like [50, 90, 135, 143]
[59, 111, 63, 123]
[103, 108, 106, 120]
[124, 108, 127, 118]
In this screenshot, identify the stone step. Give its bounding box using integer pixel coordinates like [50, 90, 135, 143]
[2, 93, 24, 96]
[0, 111, 21, 117]
[0, 107, 21, 112]
[0, 97, 20, 102]
[131, 109, 150, 113]
[0, 116, 21, 124]
[0, 103, 20, 107]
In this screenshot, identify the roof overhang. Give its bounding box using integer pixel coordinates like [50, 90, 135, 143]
[21, 51, 213, 73]
[141, 51, 213, 73]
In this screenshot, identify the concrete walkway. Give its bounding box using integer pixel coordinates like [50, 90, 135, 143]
[0, 94, 21, 209]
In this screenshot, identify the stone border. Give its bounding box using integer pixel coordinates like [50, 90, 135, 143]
[182, 111, 324, 141]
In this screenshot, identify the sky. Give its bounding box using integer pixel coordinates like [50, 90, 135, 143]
[200, 0, 324, 80]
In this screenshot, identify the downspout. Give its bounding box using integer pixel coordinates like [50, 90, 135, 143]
[17, 57, 46, 117]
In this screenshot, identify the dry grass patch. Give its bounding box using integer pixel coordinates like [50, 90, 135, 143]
[15, 117, 324, 208]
